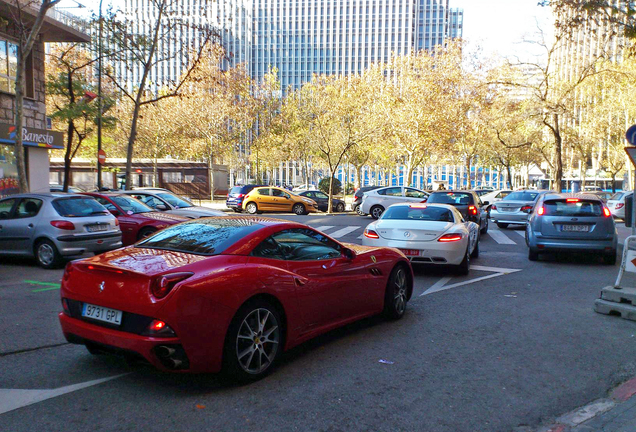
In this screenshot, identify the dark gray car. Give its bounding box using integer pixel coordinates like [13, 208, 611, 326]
[426, 190, 489, 234]
[0, 193, 122, 268]
[526, 193, 617, 264]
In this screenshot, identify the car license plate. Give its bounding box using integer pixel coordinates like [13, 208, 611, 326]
[87, 224, 109, 233]
[400, 249, 420, 256]
[82, 303, 122, 325]
[500, 207, 517, 212]
[562, 224, 590, 232]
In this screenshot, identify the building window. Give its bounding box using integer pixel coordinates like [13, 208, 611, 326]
[0, 39, 34, 98]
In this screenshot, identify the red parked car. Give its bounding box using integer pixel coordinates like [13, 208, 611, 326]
[59, 217, 413, 381]
[82, 193, 188, 246]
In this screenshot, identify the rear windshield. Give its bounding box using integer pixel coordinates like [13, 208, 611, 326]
[230, 186, 246, 194]
[427, 192, 473, 205]
[504, 192, 540, 201]
[136, 218, 262, 255]
[543, 199, 603, 217]
[52, 197, 109, 217]
[111, 196, 153, 214]
[610, 192, 624, 200]
[382, 206, 454, 222]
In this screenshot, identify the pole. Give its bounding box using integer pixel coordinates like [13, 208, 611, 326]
[97, 0, 103, 190]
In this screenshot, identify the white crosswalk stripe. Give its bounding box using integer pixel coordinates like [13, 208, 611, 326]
[327, 226, 361, 238]
[514, 230, 526, 238]
[487, 229, 517, 245]
[314, 226, 334, 233]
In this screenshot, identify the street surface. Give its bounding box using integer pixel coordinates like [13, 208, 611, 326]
[2, 213, 636, 431]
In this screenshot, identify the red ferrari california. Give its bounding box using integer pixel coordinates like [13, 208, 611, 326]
[59, 217, 413, 380]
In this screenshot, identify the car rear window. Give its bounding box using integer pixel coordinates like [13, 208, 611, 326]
[427, 192, 473, 205]
[382, 205, 454, 222]
[505, 192, 539, 201]
[543, 199, 603, 217]
[136, 218, 262, 255]
[610, 192, 624, 200]
[52, 197, 109, 217]
[230, 186, 243, 194]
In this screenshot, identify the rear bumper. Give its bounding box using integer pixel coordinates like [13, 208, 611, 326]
[226, 198, 243, 209]
[490, 212, 529, 225]
[55, 232, 122, 256]
[361, 237, 466, 265]
[528, 234, 617, 253]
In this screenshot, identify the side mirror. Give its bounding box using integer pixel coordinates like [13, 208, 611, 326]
[156, 204, 168, 211]
[343, 248, 356, 260]
[109, 209, 121, 216]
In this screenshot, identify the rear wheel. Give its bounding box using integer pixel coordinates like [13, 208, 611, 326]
[137, 227, 157, 241]
[223, 299, 283, 382]
[335, 202, 345, 212]
[480, 217, 489, 234]
[245, 202, 258, 215]
[355, 205, 364, 216]
[383, 265, 410, 320]
[455, 246, 470, 275]
[370, 205, 385, 220]
[496, 222, 509, 229]
[603, 250, 617, 265]
[35, 239, 62, 269]
[292, 203, 306, 215]
[470, 236, 480, 258]
[528, 248, 539, 261]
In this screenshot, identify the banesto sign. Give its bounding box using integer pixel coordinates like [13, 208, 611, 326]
[0, 123, 64, 150]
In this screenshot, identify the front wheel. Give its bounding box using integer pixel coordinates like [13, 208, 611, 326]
[223, 300, 283, 382]
[292, 203, 306, 215]
[383, 265, 410, 320]
[137, 227, 157, 241]
[245, 202, 258, 215]
[335, 202, 345, 212]
[370, 205, 385, 220]
[35, 239, 63, 269]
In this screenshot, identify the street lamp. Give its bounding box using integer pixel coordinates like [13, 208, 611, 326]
[97, 0, 103, 190]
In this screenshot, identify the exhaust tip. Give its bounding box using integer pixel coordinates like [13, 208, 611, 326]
[155, 346, 176, 358]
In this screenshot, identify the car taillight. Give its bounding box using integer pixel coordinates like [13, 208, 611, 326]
[150, 272, 193, 299]
[50, 220, 75, 230]
[438, 233, 463, 242]
[616, 203, 625, 210]
[521, 205, 533, 213]
[468, 205, 478, 215]
[537, 207, 545, 216]
[491, 205, 497, 210]
[603, 207, 611, 217]
[409, 203, 427, 208]
[364, 229, 380, 239]
[237, 194, 244, 198]
[114, 219, 119, 226]
[142, 319, 176, 337]
[566, 198, 579, 203]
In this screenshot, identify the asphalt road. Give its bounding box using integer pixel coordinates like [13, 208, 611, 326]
[1, 213, 636, 431]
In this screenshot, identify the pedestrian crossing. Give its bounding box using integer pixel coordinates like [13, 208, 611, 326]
[309, 224, 527, 245]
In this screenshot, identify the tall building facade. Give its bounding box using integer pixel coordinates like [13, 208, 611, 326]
[115, 0, 463, 92]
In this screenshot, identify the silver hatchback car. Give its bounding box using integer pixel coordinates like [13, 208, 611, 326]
[526, 193, 617, 264]
[490, 190, 550, 228]
[0, 193, 122, 268]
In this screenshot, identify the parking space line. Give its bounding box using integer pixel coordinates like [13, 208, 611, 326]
[328, 226, 360, 238]
[24, 280, 61, 293]
[487, 230, 516, 245]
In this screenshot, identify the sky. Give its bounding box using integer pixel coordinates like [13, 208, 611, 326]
[452, 0, 554, 60]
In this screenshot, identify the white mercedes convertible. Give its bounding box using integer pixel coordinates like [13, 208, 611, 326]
[361, 203, 480, 274]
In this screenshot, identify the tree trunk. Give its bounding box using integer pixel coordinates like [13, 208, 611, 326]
[553, 114, 563, 193]
[14, 53, 28, 193]
[465, 159, 471, 190]
[63, 120, 74, 192]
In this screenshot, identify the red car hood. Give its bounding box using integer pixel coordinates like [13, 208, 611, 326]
[62, 247, 209, 315]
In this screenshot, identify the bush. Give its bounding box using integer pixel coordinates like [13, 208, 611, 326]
[319, 177, 342, 195]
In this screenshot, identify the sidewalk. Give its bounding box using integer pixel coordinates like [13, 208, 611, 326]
[538, 377, 636, 432]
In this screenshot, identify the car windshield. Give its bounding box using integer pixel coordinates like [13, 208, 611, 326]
[110, 196, 154, 214]
[52, 197, 109, 217]
[156, 192, 193, 208]
[543, 199, 603, 217]
[382, 206, 454, 222]
[427, 192, 472, 205]
[504, 192, 539, 201]
[136, 218, 262, 255]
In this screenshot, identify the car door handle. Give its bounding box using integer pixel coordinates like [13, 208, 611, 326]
[294, 277, 306, 287]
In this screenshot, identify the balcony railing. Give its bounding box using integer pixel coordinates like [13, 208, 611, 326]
[45, 6, 91, 35]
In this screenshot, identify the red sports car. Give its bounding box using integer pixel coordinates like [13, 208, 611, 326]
[58, 217, 413, 380]
[82, 192, 188, 246]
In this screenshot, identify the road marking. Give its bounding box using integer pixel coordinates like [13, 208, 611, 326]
[328, 226, 360, 238]
[24, 280, 61, 293]
[419, 266, 522, 296]
[487, 230, 516, 245]
[514, 230, 526, 238]
[0, 374, 129, 415]
[314, 226, 334, 232]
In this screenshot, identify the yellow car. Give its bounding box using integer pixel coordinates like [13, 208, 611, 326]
[242, 186, 318, 215]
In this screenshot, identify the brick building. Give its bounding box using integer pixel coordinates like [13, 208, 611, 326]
[0, 1, 89, 198]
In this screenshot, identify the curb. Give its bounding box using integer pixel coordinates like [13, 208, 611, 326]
[537, 377, 636, 431]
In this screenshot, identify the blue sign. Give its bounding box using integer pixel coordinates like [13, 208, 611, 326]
[627, 125, 636, 145]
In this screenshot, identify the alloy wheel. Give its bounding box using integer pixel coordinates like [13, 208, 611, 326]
[37, 243, 55, 266]
[235, 308, 280, 375]
[393, 267, 408, 315]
